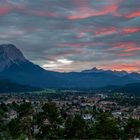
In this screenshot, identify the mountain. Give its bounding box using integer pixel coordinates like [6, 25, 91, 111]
[99, 83, 140, 96]
[0, 79, 42, 93]
[0, 44, 27, 72]
[0, 44, 140, 89]
[82, 67, 128, 77]
[82, 67, 105, 73]
[0, 44, 66, 88]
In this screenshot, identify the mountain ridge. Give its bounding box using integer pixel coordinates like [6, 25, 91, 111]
[0, 44, 140, 89]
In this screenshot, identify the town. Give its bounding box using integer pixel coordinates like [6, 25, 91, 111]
[0, 90, 140, 139]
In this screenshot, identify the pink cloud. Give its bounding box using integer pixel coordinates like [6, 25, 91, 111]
[125, 10, 140, 18]
[20, 9, 57, 17]
[0, 2, 56, 18]
[67, 4, 118, 20]
[95, 27, 117, 36]
[75, 26, 140, 38]
[109, 42, 140, 57]
[76, 32, 87, 38]
[0, 5, 13, 15]
[112, 42, 140, 52]
[121, 27, 140, 34]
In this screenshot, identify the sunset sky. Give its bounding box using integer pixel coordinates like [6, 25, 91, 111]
[0, 0, 140, 72]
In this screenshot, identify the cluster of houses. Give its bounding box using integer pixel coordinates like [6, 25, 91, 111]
[0, 92, 140, 123]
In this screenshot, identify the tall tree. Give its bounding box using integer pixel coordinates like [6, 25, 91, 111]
[36, 102, 62, 139]
[17, 102, 33, 140]
[91, 113, 120, 139]
[64, 115, 88, 139]
[8, 118, 22, 139]
[124, 118, 140, 139]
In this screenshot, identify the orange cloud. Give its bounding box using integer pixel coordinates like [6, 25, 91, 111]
[101, 63, 140, 72]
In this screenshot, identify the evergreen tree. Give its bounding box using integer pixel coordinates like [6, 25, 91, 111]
[124, 118, 140, 139]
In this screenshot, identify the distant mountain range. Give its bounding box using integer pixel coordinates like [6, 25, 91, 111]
[0, 44, 140, 90]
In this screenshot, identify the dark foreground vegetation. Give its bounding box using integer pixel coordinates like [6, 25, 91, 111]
[0, 100, 140, 140]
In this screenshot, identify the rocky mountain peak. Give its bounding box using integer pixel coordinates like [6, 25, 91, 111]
[0, 44, 27, 72]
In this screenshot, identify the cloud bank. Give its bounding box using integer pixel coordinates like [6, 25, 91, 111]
[0, 0, 140, 72]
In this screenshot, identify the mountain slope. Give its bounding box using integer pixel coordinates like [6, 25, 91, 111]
[0, 44, 67, 88]
[0, 79, 42, 93]
[117, 83, 140, 95]
[0, 44, 140, 89]
[100, 83, 140, 96]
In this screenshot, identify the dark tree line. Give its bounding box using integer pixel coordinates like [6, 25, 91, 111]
[0, 101, 140, 140]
